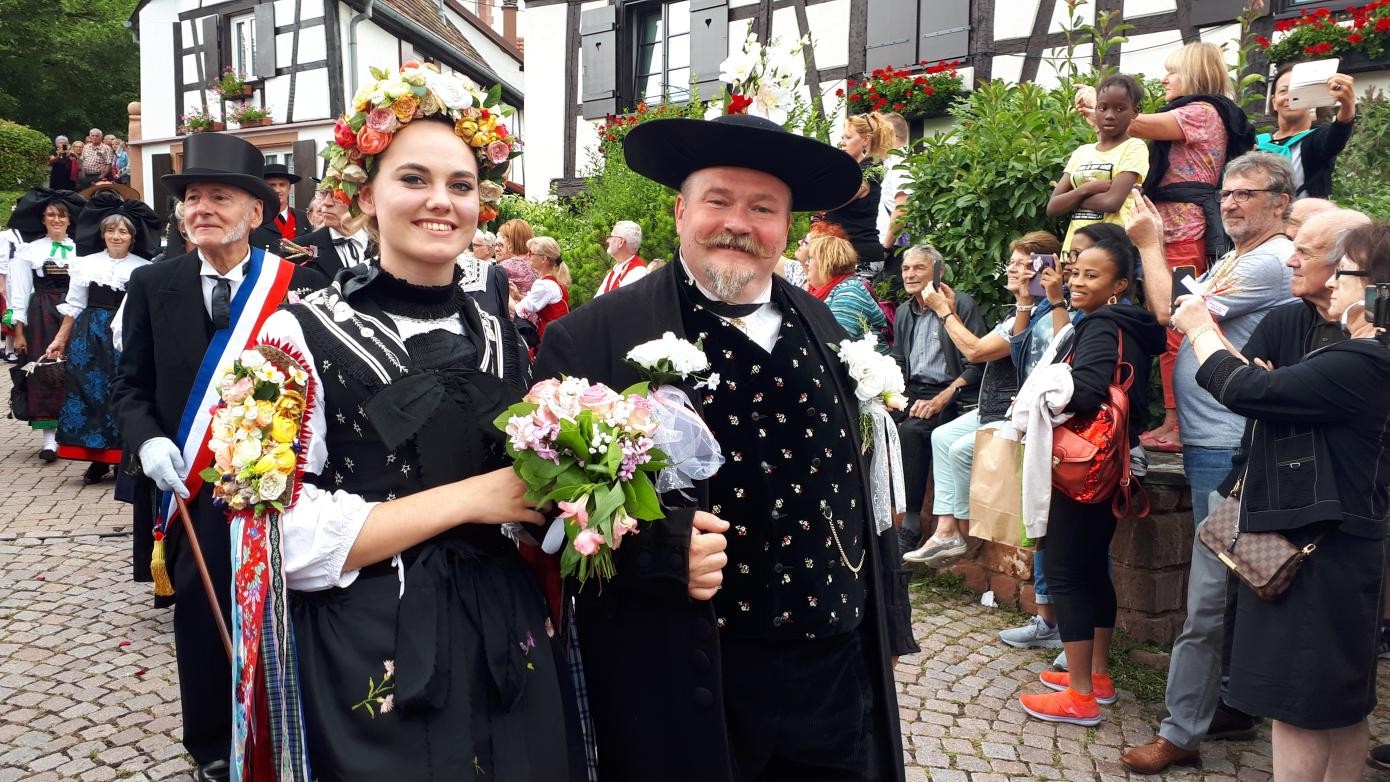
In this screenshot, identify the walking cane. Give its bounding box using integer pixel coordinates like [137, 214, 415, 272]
[173, 494, 234, 662]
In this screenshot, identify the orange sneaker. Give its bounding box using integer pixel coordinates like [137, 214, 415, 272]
[1020, 687, 1102, 726]
[1040, 670, 1117, 705]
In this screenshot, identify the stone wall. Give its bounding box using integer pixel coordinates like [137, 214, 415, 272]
[943, 453, 1195, 645]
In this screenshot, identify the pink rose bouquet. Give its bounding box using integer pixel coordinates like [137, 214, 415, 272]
[495, 376, 670, 586]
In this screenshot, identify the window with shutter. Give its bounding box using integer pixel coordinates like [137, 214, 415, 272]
[918, 0, 970, 64]
[581, 5, 619, 119]
[865, 0, 917, 72]
[200, 15, 221, 87]
[866, 0, 971, 73]
[689, 0, 728, 102]
[630, 1, 693, 105]
[253, 3, 276, 80]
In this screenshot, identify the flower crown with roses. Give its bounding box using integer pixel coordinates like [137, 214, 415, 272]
[319, 61, 522, 220]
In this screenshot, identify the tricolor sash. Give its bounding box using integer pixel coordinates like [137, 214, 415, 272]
[154, 248, 296, 536]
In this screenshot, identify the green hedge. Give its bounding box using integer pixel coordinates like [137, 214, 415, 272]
[0, 120, 50, 192]
[0, 189, 24, 220]
[1332, 88, 1390, 221]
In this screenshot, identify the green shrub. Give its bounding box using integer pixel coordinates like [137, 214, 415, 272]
[899, 79, 1095, 313]
[0, 120, 50, 192]
[1332, 87, 1390, 221]
[0, 189, 24, 219]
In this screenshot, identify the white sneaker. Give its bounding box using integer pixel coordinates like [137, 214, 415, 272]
[903, 534, 967, 565]
[1054, 650, 1068, 670]
[998, 615, 1064, 649]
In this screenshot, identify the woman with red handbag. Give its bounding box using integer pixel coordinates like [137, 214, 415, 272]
[1019, 236, 1165, 726]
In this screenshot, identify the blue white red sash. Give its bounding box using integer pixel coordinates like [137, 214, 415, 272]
[155, 248, 296, 532]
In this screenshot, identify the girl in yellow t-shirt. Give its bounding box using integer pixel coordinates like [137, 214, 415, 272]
[1047, 74, 1149, 256]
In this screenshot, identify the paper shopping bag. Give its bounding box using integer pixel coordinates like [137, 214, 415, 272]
[968, 427, 1025, 548]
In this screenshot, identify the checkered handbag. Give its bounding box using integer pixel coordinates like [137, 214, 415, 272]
[1197, 477, 1320, 601]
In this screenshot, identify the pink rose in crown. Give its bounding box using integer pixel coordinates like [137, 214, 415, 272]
[487, 140, 511, 166]
[579, 384, 622, 416]
[365, 107, 399, 134]
[573, 529, 603, 556]
[356, 126, 392, 155]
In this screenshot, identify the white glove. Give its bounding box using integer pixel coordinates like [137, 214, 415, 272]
[138, 437, 189, 498]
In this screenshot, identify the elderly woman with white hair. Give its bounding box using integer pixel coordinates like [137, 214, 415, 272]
[471, 229, 498, 261]
[46, 194, 157, 482]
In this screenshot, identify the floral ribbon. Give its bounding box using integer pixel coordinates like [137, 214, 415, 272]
[865, 399, 906, 535]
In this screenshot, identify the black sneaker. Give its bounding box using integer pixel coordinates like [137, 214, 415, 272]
[1369, 744, 1390, 771]
[1378, 623, 1390, 660]
[1203, 701, 1260, 742]
[896, 529, 921, 559]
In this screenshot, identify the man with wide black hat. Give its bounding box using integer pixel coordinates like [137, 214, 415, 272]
[533, 113, 919, 782]
[110, 132, 326, 782]
[253, 162, 308, 244]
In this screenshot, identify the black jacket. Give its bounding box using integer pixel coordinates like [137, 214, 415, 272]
[1260, 119, 1355, 198]
[1199, 338, 1390, 539]
[294, 226, 370, 280]
[249, 206, 310, 253]
[1062, 306, 1166, 445]
[891, 293, 987, 401]
[532, 259, 913, 782]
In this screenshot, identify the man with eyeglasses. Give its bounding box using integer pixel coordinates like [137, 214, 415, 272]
[595, 219, 647, 296]
[1122, 151, 1298, 774]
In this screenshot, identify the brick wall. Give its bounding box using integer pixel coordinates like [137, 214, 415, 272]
[945, 453, 1194, 645]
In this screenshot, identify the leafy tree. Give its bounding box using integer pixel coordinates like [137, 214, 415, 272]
[0, 0, 140, 141]
[1332, 87, 1390, 220]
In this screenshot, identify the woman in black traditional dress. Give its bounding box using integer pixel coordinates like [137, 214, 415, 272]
[46, 192, 160, 483]
[253, 64, 577, 781]
[822, 111, 896, 278]
[7, 188, 86, 460]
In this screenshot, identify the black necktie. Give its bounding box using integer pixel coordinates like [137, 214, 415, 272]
[333, 237, 361, 264]
[211, 276, 231, 330]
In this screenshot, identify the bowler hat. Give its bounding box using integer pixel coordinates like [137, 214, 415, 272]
[161, 133, 278, 227]
[262, 162, 302, 184]
[622, 114, 863, 212]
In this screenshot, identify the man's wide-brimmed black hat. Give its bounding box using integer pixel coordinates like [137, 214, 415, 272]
[75, 190, 163, 258]
[262, 162, 301, 184]
[622, 113, 863, 212]
[6, 188, 87, 242]
[161, 133, 278, 227]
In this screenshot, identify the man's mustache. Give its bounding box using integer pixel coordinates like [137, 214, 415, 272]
[693, 230, 768, 258]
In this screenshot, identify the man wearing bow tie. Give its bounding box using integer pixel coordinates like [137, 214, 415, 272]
[294, 186, 372, 279]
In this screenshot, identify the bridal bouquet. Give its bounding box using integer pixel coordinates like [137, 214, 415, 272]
[496, 377, 671, 585]
[833, 333, 907, 534]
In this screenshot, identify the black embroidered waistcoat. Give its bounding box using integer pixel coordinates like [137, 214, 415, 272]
[679, 281, 869, 641]
[286, 267, 519, 507]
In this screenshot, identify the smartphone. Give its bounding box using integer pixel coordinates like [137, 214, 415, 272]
[932, 258, 944, 288]
[1171, 265, 1198, 307]
[1027, 253, 1056, 300]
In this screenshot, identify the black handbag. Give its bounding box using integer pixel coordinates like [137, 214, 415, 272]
[8, 363, 28, 421]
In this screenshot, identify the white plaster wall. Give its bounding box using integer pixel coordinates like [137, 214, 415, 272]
[995, 0, 1040, 42]
[444, 8, 524, 89]
[138, 0, 180, 141]
[1124, 0, 1175, 19]
[521, 2, 570, 192]
[806, 1, 850, 69]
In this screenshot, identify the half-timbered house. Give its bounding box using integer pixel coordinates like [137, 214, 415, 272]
[126, 0, 525, 218]
[523, 0, 1390, 196]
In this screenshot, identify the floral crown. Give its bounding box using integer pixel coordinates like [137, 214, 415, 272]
[320, 61, 522, 220]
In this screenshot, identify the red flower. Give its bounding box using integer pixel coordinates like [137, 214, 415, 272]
[1378, 16, 1390, 31]
[849, 94, 862, 103]
[914, 76, 927, 85]
[847, 79, 857, 87]
[1305, 41, 1335, 55]
[893, 102, 905, 111]
[333, 118, 357, 149]
[1255, 35, 1271, 48]
[1315, 6, 1330, 15]
[923, 85, 935, 96]
[1349, 32, 1365, 43]
[835, 88, 845, 97]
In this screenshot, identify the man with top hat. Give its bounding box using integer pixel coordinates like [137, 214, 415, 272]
[533, 113, 919, 782]
[110, 133, 327, 782]
[250, 162, 309, 251]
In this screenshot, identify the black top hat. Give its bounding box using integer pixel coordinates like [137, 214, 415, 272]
[161, 133, 279, 227]
[74, 190, 163, 258]
[622, 114, 863, 212]
[262, 162, 302, 184]
[6, 188, 87, 242]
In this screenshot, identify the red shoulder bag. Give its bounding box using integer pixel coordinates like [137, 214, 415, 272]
[1051, 334, 1150, 519]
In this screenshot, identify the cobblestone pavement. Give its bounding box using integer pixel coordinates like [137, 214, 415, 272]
[2, 369, 1390, 780]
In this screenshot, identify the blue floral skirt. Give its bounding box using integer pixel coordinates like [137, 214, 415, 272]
[57, 305, 122, 463]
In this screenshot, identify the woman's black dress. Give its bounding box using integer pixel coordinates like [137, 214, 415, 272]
[277, 267, 575, 780]
[821, 159, 885, 275]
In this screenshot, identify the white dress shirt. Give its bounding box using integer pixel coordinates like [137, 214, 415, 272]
[329, 227, 369, 264]
[199, 249, 252, 319]
[57, 252, 150, 319]
[678, 252, 780, 353]
[8, 237, 76, 326]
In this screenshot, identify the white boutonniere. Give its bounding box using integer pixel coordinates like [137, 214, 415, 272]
[626, 332, 719, 390]
[624, 332, 725, 493]
[831, 333, 907, 535]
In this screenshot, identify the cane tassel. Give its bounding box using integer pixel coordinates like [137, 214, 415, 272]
[151, 534, 174, 597]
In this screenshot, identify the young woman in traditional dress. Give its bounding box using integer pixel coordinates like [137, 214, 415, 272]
[7, 188, 86, 460]
[249, 64, 578, 781]
[46, 194, 159, 482]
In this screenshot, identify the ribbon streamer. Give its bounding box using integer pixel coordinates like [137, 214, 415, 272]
[865, 400, 906, 535]
[646, 385, 724, 493]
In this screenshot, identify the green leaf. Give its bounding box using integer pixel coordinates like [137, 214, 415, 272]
[484, 84, 502, 108]
[624, 473, 664, 521]
[198, 467, 223, 483]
